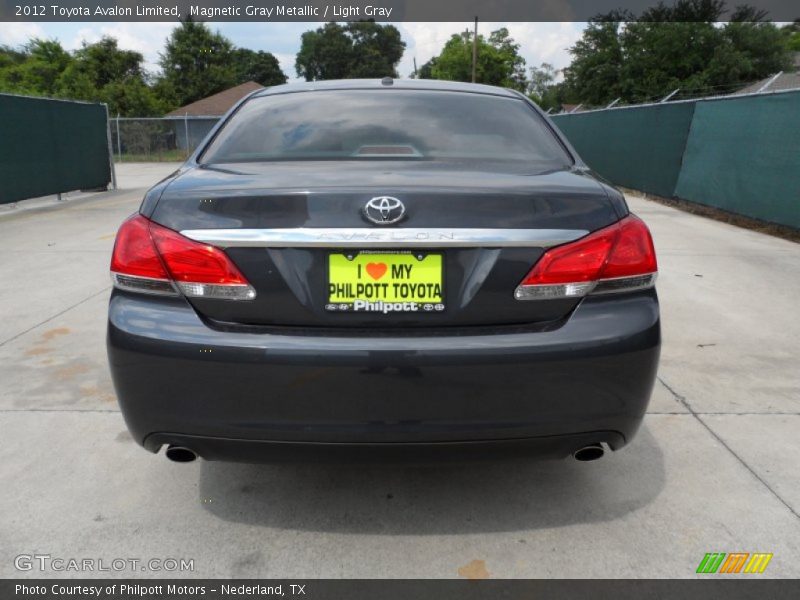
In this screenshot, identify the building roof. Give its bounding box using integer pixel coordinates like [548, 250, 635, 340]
[737, 56, 800, 95]
[559, 103, 584, 113]
[165, 81, 264, 117]
[737, 73, 800, 94]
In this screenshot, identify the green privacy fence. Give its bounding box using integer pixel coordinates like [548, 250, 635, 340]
[552, 90, 800, 229]
[674, 92, 800, 229]
[553, 102, 696, 198]
[0, 93, 112, 204]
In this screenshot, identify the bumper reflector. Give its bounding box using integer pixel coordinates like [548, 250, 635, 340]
[177, 282, 256, 301]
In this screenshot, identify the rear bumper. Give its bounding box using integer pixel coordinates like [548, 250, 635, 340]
[107, 290, 660, 462]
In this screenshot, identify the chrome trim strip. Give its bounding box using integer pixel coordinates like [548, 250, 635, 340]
[180, 228, 589, 248]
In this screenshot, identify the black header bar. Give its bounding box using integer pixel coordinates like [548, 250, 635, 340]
[2, 0, 799, 22]
[4, 579, 800, 600]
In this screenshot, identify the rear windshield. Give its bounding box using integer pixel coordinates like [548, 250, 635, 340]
[199, 90, 572, 170]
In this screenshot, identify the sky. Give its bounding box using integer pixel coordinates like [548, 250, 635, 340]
[0, 21, 585, 81]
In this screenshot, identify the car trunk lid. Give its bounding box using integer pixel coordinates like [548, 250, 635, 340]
[148, 162, 621, 328]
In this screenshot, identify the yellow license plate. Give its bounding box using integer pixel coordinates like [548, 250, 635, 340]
[327, 252, 444, 313]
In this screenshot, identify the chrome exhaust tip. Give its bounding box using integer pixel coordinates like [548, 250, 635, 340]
[165, 445, 198, 463]
[573, 444, 605, 462]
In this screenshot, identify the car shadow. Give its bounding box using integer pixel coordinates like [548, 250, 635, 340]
[197, 425, 664, 535]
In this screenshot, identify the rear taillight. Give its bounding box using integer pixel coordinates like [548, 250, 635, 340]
[515, 214, 657, 300]
[110, 214, 256, 301]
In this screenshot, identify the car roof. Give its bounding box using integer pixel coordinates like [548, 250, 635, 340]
[251, 78, 521, 99]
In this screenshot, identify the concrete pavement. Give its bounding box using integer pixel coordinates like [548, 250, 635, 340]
[0, 163, 798, 578]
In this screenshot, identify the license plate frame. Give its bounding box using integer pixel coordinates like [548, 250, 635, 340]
[326, 250, 445, 314]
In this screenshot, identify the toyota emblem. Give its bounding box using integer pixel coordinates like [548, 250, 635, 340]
[364, 196, 405, 225]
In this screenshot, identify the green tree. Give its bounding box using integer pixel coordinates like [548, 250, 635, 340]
[705, 20, 791, 90]
[784, 20, 800, 52]
[0, 28, 292, 116]
[619, 21, 723, 101]
[0, 45, 27, 70]
[527, 63, 568, 112]
[428, 28, 528, 91]
[158, 20, 236, 107]
[54, 37, 164, 116]
[231, 48, 286, 86]
[344, 21, 405, 78]
[0, 45, 28, 91]
[67, 36, 144, 88]
[0, 39, 72, 96]
[562, 1, 793, 106]
[561, 18, 627, 105]
[97, 79, 166, 117]
[488, 28, 528, 90]
[295, 21, 405, 81]
[527, 62, 557, 102]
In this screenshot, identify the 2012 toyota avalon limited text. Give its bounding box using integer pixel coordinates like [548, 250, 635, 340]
[107, 79, 660, 464]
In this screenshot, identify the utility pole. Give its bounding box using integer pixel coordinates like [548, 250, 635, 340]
[472, 17, 478, 83]
[413, 57, 418, 78]
[104, 104, 117, 190]
[115, 113, 121, 159]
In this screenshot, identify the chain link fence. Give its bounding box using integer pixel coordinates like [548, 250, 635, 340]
[110, 116, 219, 162]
